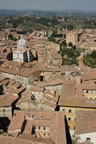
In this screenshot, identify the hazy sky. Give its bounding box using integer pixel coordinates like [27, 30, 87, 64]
[0, 0, 96, 11]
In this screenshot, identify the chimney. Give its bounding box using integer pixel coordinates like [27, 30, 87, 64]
[86, 138, 92, 144]
[75, 76, 82, 84]
[65, 71, 70, 80]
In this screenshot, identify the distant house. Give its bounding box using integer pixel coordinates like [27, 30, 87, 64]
[0, 94, 18, 120]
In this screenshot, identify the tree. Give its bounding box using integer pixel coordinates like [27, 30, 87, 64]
[68, 42, 73, 47]
[67, 25, 74, 31]
[52, 33, 63, 38]
[72, 45, 76, 50]
[13, 23, 17, 28]
[48, 37, 56, 42]
[8, 34, 17, 41]
[60, 47, 80, 66]
[63, 34, 66, 38]
[62, 40, 67, 47]
[91, 50, 96, 58]
[83, 51, 96, 68]
[8, 34, 14, 40]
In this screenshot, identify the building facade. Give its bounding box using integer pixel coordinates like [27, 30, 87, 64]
[13, 37, 33, 63]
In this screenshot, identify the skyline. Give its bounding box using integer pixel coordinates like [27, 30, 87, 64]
[0, 0, 96, 11]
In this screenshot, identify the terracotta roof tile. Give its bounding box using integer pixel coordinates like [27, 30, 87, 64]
[75, 111, 96, 135]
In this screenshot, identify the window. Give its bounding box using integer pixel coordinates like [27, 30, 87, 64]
[86, 90, 88, 93]
[40, 115, 43, 119]
[70, 34, 72, 38]
[43, 127, 46, 130]
[62, 109, 65, 112]
[69, 109, 71, 113]
[68, 117, 71, 121]
[3, 109, 6, 112]
[86, 138, 91, 142]
[38, 126, 40, 130]
[47, 127, 50, 131]
[48, 133, 50, 136]
[25, 79, 27, 83]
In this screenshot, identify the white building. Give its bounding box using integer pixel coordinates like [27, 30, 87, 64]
[13, 37, 33, 63]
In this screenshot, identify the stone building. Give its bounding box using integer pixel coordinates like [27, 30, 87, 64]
[0, 94, 18, 120]
[75, 111, 96, 144]
[66, 31, 80, 46]
[8, 110, 67, 144]
[58, 80, 96, 137]
[13, 37, 33, 63]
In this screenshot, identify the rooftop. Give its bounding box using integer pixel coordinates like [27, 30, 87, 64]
[0, 94, 18, 107]
[75, 111, 96, 135]
[59, 80, 96, 108]
[8, 110, 67, 144]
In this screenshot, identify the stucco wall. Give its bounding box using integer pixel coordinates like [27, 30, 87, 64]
[32, 91, 43, 101]
[0, 106, 12, 120]
[77, 132, 96, 144]
[45, 84, 62, 95]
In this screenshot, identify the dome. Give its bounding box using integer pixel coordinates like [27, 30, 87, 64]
[17, 37, 27, 49]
